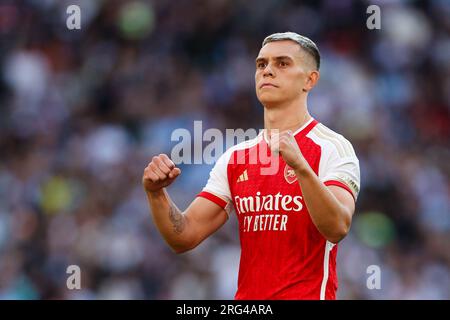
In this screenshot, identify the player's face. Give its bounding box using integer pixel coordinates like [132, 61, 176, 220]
[255, 40, 310, 105]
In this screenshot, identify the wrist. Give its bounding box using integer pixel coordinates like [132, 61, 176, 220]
[146, 188, 166, 199]
[293, 162, 313, 178]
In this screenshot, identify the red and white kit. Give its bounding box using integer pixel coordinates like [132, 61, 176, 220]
[198, 118, 360, 300]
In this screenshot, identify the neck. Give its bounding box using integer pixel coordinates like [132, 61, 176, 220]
[263, 95, 311, 133]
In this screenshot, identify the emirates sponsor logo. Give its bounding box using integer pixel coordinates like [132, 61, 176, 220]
[284, 164, 297, 184]
[234, 191, 303, 215]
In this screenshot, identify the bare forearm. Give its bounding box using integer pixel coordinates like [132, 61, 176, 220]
[146, 189, 193, 252]
[295, 166, 351, 243]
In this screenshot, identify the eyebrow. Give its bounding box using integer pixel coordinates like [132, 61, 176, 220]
[255, 56, 294, 64]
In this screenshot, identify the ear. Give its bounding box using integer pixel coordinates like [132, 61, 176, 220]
[303, 70, 320, 92]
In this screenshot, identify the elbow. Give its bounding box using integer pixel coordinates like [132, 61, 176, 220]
[326, 229, 348, 244]
[326, 223, 351, 244]
[327, 207, 353, 244]
[172, 245, 192, 254]
[170, 239, 198, 254]
[173, 247, 189, 254]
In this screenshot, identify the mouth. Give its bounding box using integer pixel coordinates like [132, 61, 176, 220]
[260, 83, 278, 89]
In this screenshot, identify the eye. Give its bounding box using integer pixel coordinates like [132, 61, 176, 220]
[257, 62, 267, 69]
[279, 61, 288, 67]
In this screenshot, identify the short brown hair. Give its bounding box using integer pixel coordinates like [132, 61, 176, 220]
[262, 32, 321, 70]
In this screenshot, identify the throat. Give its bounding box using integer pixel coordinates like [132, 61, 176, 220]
[264, 108, 311, 133]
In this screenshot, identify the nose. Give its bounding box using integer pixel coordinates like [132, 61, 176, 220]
[263, 63, 274, 78]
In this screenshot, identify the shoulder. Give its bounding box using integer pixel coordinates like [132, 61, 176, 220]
[306, 122, 357, 159]
[216, 133, 263, 166]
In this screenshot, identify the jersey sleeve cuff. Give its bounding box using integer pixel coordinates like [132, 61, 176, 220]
[324, 180, 356, 202]
[197, 191, 229, 209]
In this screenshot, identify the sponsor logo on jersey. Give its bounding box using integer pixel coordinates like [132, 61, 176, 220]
[234, 191, 303, 214]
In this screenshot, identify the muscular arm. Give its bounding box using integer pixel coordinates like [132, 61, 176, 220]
[147, 189, 228, 253]
[143, 154, 228, 253]
[294, 166, 355, 243]
[270, 130, 356, 244]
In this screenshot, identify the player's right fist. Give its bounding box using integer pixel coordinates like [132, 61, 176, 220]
[142, 154, 181, 193]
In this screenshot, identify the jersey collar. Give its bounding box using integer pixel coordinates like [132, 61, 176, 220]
[262, 117, 317, 144]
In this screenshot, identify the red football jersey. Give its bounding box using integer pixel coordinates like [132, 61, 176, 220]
[198, 118, 360, 300]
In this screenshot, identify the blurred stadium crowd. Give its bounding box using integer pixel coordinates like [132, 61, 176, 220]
[0, 0, 449, 299]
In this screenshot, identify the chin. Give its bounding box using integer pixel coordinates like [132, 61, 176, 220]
[257, 93, 282, 106]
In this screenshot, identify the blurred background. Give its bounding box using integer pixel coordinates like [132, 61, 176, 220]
[0, 0, 449, 299]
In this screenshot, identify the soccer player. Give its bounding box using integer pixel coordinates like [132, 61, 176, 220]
[142, 32, 360, 300]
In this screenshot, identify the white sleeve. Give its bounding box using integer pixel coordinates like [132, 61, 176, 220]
[198, 149, 233, 213]
[319, 141, 361, 201]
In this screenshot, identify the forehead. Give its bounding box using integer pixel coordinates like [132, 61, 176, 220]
[257, 40, 302, 59]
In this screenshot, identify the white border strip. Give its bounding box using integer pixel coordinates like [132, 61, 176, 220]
[320, 240, 335, 300]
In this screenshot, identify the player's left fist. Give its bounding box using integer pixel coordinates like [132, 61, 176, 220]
[268, 130, 308, 172]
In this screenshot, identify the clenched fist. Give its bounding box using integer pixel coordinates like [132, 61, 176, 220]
[268, 130, 308, 173]
[142, 154, 181, 193]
